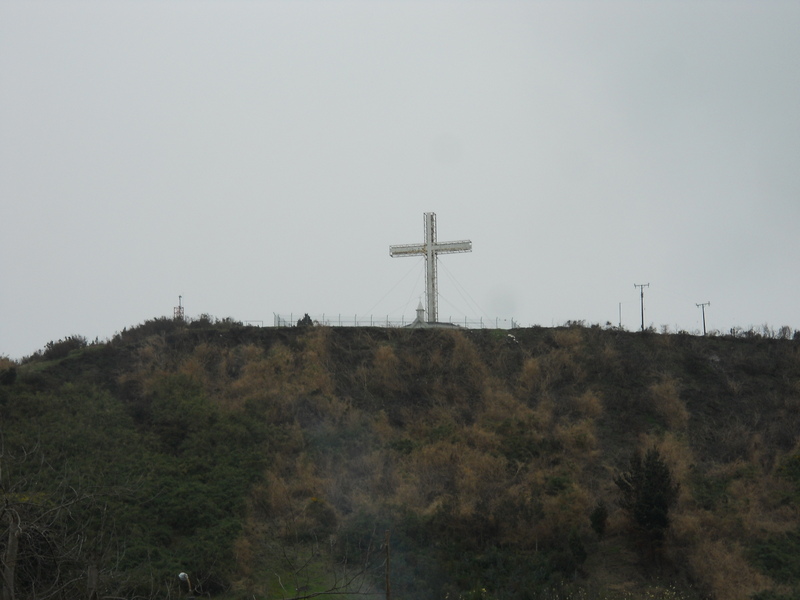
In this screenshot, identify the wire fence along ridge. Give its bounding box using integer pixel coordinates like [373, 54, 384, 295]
[272, 313, 518, 329]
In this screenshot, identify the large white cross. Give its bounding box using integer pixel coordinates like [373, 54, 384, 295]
[390, 212, 472, 324]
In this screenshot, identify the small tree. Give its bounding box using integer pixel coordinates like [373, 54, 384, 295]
[614, 447, 679, 546]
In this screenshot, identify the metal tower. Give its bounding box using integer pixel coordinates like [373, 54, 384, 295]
[174, 295, 184, 320]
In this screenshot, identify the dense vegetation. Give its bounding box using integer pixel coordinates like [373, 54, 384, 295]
[2, 317, 800, 600]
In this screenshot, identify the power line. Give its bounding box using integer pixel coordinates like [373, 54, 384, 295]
[438, 259, 491, 321]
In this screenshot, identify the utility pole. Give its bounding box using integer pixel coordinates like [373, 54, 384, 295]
[634, 283, 649, 332]
[696, 301, 710, 336]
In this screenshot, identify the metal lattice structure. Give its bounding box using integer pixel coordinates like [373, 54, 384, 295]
[173, 295, 184, 320]
[389, 212, 472, 324]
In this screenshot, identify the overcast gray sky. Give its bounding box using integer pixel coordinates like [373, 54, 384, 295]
[2, 1, 799, 359]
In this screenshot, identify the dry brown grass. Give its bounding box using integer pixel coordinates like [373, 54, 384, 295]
[406, 441, 461, 511]
[446, 331, 490, 395]
[685, 538, 771, 600]
[573, 389, 605, 419]
[228, 339, 336, 403]
[532, 393, 556, 431]
[543, 347, 585, 386]
[518, 356, 544, 393]
[556, 419, 599, 457]
[177, 355, 207, 385]
[133, 334, 169, 372]
[370, 409, 394, 440]
[265, 341, 294, 379]
[662, 451, 800, 600]
[371, 343, 402, 393]
[453, 448, 508, 517]
[229, 356, 272, 399]
[649, 376, 689, 430]
[221, 343, 264, 381]
[599, 341, 623, 373]
[553, 327, 584, 350]
[231, 534, 255, 581]
[668, 510, 705, 548]
[298, 360, 334, 396]
[727, 472, 800, 536]
[395, 436, 513, 519]
[300, 326, 331, 363]
[176, 344, 223, 389]
[462, 423, 502, 454]
[478, 384, 535, 425]
[536, 480, 592, 542]
[725, 376, 744, 397]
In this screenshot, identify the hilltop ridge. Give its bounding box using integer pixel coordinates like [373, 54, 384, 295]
[2, 318, 800, 600]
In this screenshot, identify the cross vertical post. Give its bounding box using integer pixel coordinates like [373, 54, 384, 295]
[390, 212, 472, 324]
[424, 213, 437, 322]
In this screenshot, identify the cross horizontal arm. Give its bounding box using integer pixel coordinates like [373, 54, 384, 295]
[389, 240, 472, 257]
[434, 240, 472, 254]
[389, 244, 425, 257]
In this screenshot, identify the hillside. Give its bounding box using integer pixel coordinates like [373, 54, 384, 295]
[2, 318, 800, 600]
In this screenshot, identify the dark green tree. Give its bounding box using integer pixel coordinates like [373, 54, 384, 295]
[614, 447, 679, 545]
[589, 500, 608, 539]
[0, 366, 16, 386]
[41, 335, 88, 360]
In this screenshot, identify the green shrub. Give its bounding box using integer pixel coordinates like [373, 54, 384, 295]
[750, 531, 800, 584]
